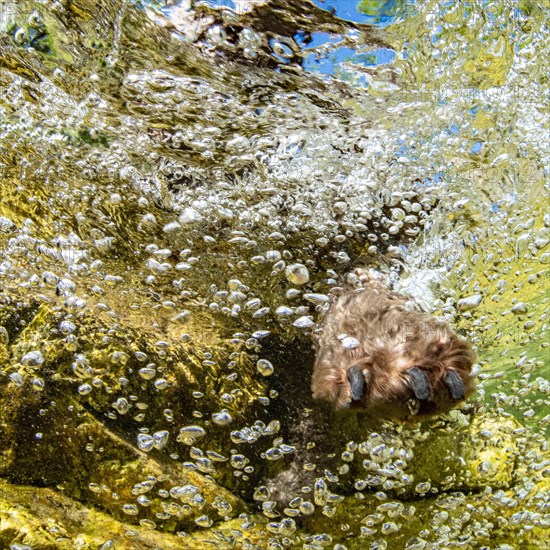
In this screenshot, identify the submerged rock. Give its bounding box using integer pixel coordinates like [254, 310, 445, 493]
[0, 479, 267, 549]
[299, 476, 549, 549]
[0, 302, 254, 530]
[407, 412, 520, 492]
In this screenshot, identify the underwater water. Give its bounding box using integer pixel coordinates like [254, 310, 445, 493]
[0, 0, 548, 548]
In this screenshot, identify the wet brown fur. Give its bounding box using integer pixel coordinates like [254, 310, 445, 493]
[312, 270, 476, 420]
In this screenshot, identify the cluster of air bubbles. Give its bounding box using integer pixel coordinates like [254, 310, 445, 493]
[352, 432, 418, 495]
[137, 430, 170, 452]
[231, 420, 280, 445]
[119, 66, 444, 267]
[0, 1, 548, 547]
[0, 216, 16, 233]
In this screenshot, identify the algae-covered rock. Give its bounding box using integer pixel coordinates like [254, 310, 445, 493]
[406, 411, 520, 493]
[0, 0, 548, 547]
[0, 302, 262, 530]
[0, 382, 247, 532]
[295, 475, 550, 550]
[0, 479, 267, 549]
[261, 405, 523, 510]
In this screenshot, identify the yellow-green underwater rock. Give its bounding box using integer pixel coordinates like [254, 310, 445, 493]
[0, 480, 268, 549]
[408, 411, 520, 493]
[0, 302, 265, 531]
[298, 476, 549, 549]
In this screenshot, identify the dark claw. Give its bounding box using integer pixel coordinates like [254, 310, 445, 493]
[445, 370, 465, 400]
[407, 367, 430, 400]
[348, 366, 365, 401]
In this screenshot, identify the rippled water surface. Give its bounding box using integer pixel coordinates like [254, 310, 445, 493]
[0, 0, 548, 548]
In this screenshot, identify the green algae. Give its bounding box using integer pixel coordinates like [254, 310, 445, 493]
[300, 476, 550, 549]
[0, 479, 263, 549]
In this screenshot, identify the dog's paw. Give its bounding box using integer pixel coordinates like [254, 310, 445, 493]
[401, 364, 470, 418]
[338, 363, 472, 419]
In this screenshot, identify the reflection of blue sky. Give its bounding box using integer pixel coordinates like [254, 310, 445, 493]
[312, 0, 414, 27]
[139, 0, 526, 194]
[313, 0, 378, 24]
[157, 1, 410, 80]
[296, 31, 343, 50]
[191, 0, 414, 27]
[298, 1, 408, 79]
[193, 0, 237, 9]
[301, 39, 396, 76]
[448, 123, 460, 135]
[470, 141, 482, 154]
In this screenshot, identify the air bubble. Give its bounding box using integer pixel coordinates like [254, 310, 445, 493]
[212, 409, 233, 426]
[275, 306, 293, 317]
[341, 336, 360, 350]
[303, 293, 330, 305]
[137, 434, 154, 452]
[511, 302, 528, 314]
[139, 366, 156, 380]
[299, 501, 315, 515]
[457, 295, 483, 311]
[153, 430, 169, 450]
[121, 504, 139, 516]
[415, 482, 431, 494]
[257, 359, 274, 376]
[59, 321, 76, 334]
[32, 378, 45, 391]
[14, 28, 27, 44]
[78, 383, 92, 395]
[178, 425, 206, 445]
[21, 351, 44, 368]
[154, 378, 169, 390]
[293, 316, 315, 328]
[285, 263, 310, 285]
[253, 307, 270, 318]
